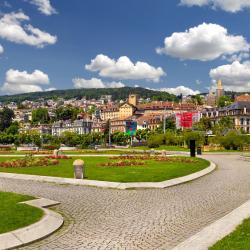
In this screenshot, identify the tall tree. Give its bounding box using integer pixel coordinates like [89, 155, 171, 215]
[32, 108, 50, 124]
[0, 107, 14, 132]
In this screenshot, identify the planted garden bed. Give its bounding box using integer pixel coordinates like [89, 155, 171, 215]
[0, 156, 210, 182]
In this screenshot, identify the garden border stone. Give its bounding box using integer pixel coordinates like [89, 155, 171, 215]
[0, 198, 63, 250]
[0, 160, 216, 190]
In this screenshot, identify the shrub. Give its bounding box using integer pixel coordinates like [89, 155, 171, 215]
[183, 131, 205, 147]
[147, 134, 165, 148]
[219, 131, 249, 150]
[42, 145, 57, 150]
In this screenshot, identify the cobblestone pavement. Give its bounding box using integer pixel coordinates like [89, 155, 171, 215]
[0, 154, 250, 250]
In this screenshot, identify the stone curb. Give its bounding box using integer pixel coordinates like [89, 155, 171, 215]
[0, 161, 216, 190]
[171, 200, 250, 250]
[240, 155, 250, 162]
[0, 198, 63, 250]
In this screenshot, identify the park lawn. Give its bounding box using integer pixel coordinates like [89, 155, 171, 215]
[210, 218, 250, 250]
[61, 150, 126, 155]
[0, 156, 209, 182]
[131, 145, 189, 151]
[0, 192, 43, 234]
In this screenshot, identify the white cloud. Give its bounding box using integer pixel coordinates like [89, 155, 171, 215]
[29, 0, 57, 15]
[1, 69, 51, 94]
[180, 0, 250, 13]
[222, 52, 250, 62]
[158, 86, 200, 96]
[73, 77, 125, 89]
[0, 44, 4, 54]
[85, 54, 166, 82]
[0, 11, 57, 48]
[209, 61, 250, 91]
[45, 87, 56, 91]
[156, 23, 250, 61]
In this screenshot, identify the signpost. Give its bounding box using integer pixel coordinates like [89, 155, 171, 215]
[125, 121, 137, 146]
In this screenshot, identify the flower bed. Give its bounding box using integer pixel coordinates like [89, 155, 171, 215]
[110, 155, 199, 163]
[99, 160, 145, 167]
[0, 157, 59, 168]
[46, 155, 72, 159]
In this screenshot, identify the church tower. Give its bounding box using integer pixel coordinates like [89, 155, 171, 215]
[216, 80, 224, 100]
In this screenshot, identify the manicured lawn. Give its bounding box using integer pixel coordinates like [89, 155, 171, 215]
[0, 192, 43, 234]
[61, 150, 127, 155]
[131, 145, 189, 151]
[210, 218, 250, 250]
[0, 150, 128, 155]
[0, 156, 209, 182]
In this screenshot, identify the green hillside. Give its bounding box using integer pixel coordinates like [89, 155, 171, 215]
[0, 87, 178, 103]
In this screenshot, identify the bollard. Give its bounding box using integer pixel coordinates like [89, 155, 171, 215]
[190, 140, 196, 157]
[53, 149, 59, 157]
[73, 159, 84, 179]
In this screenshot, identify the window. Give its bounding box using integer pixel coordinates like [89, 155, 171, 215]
[240, 118, 244, 125]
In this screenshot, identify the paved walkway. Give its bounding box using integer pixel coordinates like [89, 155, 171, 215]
[0, 154, 250, 250]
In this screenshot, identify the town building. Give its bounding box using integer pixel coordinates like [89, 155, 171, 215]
[202, 101, 250, 134]
[128, 94, 139, 106]
[52, 119, 92, 136]
[205, 80, 225, 107]
[118, 103, 136, 119]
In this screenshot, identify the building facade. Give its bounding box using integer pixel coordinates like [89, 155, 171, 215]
[202, 101, 250, 134]
[52, 120, 92, 136]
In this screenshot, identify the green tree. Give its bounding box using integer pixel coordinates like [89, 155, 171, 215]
[60, 131, 80, 146]
[217, 96, 232, 108]
[55, 106, 80, 121]
[32, 108, 50, 124]
[183, 130, 205, 147]
[189, 95, 204, 106]
[213, 117, 234, 135]
[5, 122, 19, 135]
[193, 117, 212, 133]
[0, 107, 14, 132]
[111, 131, 130, 145]
[135, 129, 150, 142]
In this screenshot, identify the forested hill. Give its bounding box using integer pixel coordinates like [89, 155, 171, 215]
[0, 87, 179, 103]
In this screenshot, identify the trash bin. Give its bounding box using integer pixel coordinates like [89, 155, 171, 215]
[73, 159, 84, 179]
[197, 146, 202, 155]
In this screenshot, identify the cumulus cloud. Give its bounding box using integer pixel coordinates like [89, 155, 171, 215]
[209, 61, 250, 91]
[1, 69, 51, 95]
[0, 44, 4, 54]
[73, 77, 125, 89]
[156, 23, 250, 61]
[29, 0, 57, 15]
[0, 11, 57, 48]
[85, 54, 166, 82]
[222, 52, 250, 62]
[180, 0, 250, 13]
[158, 86, 200, 96]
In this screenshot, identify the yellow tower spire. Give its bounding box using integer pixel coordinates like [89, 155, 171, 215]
[217, 79, 223, 90]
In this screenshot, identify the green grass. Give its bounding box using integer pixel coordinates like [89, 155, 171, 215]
[0, 156, 209, 182]
[130, 145, 189, 151]
[210, 218, 250, 250]
[0, 150, 129, 155]
[0, 192, 43, 234]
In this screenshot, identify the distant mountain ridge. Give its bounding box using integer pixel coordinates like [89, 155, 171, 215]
[0, 87, 179, 103]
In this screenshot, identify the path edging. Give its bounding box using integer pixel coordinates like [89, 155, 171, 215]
[171, 199, 250, 250]
[0, 198, 63, 250]
[0, 161, 216, 190]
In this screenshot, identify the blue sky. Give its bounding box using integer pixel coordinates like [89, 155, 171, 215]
[0, 0, 250, 96]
